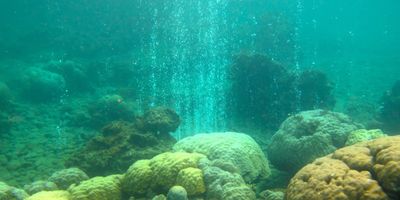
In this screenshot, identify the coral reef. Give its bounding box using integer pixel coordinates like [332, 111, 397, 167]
[173, 132, 270, 183]
[23, 180, 58, 195]
[19, 67, 66, 102]
[121, 152, 206, 198]
[48, 168, 89, 190]
[68, 175, 122, 200]
[379, 80, 400, 133]
[345, 129, 387, 146]
[65, 117, 176, 176]
[267, 109, 363, 173]
[0, 182, 29, 200]
[286, 136, 400, 200]
[26, 190, 71, 200]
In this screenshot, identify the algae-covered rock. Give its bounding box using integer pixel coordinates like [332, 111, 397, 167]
[66, 120, 176, 176]
[286, 136, 400, 200]
[87, 94, 135, 128]
[23, 180, 58, 195]
[122, 152, 206, 197]
[26, 190, 71, 200]
[173, 132, 270, 183]
[345, 129, 387, 146]
[48, 168, 89, 190]
[139, 107, 180, 134]
[68, 175, 122, 200]
[267, 109, 363, 173]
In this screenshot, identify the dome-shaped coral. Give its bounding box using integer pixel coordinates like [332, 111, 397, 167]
[176, 167, 205, 195]
[48, 168, 89, 190]
[0, 182, 29, 200]
[267, 109, 362, 173]
[286, 136, 400, 200]
[122, 152, 206, 198]
[68, 175, 122, 200]
[173, 132, 270, 182]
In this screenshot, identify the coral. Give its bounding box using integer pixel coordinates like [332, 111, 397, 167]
[122, 152, 206, 197]
[258, 189, 284, 200]
[176, 168, 205, 195]
[229, 53, 296, 130]
[26, 190, 71, 200]
[198, 158, 256, 200]
[345, 129, 387, 146]
[139, 107, 180, 134]
[379, 80, 400, 133]
[228, 54, 336, 131]
[0, 182, 29, 200]
[286, 136, 400, 200]
[296, 70, 335, 110]
[267, 109, 363, 173]
[23, 180, 58, 195]
[173, 132, 270, 183]
[167, 186, 188, 200]
[48, 168, 89, 190]
[66, 120, 176, 176]
[87, 94, 135, 128]
[19, 67, 66, 102]
[68, 175, 122, 200]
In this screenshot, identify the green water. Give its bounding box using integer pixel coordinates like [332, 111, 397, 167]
[0, 0, 399, 199]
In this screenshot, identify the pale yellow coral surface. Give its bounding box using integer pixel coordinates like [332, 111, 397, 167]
[286, 136, 400, 200]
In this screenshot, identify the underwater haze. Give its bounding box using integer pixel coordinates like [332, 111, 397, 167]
[0, 0, 399, 199]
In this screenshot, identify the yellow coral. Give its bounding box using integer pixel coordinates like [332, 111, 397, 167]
[176, 167, 206, 195]
[286, 136, 400, 200]
[68, 175, 122, 200]
[26, 190, 71, 200]
[122, 152, 206, 197]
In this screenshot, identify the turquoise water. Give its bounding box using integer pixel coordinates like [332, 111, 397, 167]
[0, 0, 399, 199]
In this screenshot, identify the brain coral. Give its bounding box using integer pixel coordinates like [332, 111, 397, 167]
[286, 136, 400, 200]
[68, 175, 122, 200]
[173, 132, 270, 182]
[121, 152, 206, 197]
[267, 109, 362, 173]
